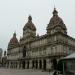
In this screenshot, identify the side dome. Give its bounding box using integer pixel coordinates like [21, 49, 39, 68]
[8, 32, 19, 50]
[23, 15, 36, 31]
[47, 8, 67, 30]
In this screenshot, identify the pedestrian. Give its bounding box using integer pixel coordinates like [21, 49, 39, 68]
[53, 71, 57, 75]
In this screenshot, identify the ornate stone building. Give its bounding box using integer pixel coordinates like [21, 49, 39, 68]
[2, 51, 7, 67]
[0, 48, 2, 64]
[6, 8, 75, 70]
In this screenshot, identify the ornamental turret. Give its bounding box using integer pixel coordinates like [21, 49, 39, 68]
[47, 8, 67, 35]
[22, 15, 36, 43]
[23, 15, 36, 31]
[8, 32, 19, 50]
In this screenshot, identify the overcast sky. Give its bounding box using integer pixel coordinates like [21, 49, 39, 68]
[0, 0, 75, 51]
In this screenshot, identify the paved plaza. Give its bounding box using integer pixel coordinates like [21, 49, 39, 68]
[0, 68, 52, 75]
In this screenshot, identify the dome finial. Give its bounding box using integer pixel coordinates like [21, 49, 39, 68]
[13, 31, 16, 37]
[28, 15, 32, 21]
[53, 7, 58, 16]
[54, 0, 56, 9]
[53, 0, 56, 12]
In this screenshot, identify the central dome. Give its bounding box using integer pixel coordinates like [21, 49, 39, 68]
[23, 15, 36, 31]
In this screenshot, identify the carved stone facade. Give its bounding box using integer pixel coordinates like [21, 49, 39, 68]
[6, 8, 75, 71]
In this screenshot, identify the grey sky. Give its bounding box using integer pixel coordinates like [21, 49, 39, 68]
[0, 0, 75, 51]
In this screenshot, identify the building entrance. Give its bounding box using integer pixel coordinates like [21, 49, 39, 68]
[43, 59, 46, 70]
[22, 61, 25, 69]
[52, 58, 57, 70]
[27, 61, 29, 69]
[32, 60, 34, 68]
[35, 60, 38, 69]
[39, 60, 42, 69]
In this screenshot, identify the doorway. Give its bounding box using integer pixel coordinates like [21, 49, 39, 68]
[43, 59, 46, 70]
[27, 61, 29, 69]
[39, 60, 42, 69]
[52, 58, 57, 70]
[22, 61, 25, 69]
[32, 60, 34, 68]
[35, 60, 38, 69]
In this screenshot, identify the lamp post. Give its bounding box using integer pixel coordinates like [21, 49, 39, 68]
[63, 62, 65, 75]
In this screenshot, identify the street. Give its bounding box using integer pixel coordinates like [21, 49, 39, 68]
[0, 68, 51, 75]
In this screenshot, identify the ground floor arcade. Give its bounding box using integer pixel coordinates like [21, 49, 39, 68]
[6, 57, 60, 71]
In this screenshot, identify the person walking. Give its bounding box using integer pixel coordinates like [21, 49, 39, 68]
[53, 71, 57, 75]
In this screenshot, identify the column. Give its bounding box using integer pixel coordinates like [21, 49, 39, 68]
[46, 58, 51, 71]
[17, 62, 19, 69]
[25, 61, 27, 69]
[29, 60, 32, 69]
[8, 62, 11, 68]
[6, 62, 7, 68]
[42, 59, 43, 69]
[20, 61, 22, 69]
[19, 61, 21, 69]
[32, 60, 34, 69]
[38, 60, 40, 69]
[38, 60, 39, 69]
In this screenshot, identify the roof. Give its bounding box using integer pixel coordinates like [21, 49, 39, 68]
[47, 8, 67, 30]
[64, 53, 75, 59]
[8, 32, 19, 50]
[61, 53, 75, 60]
[23, 15, 36, 31]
